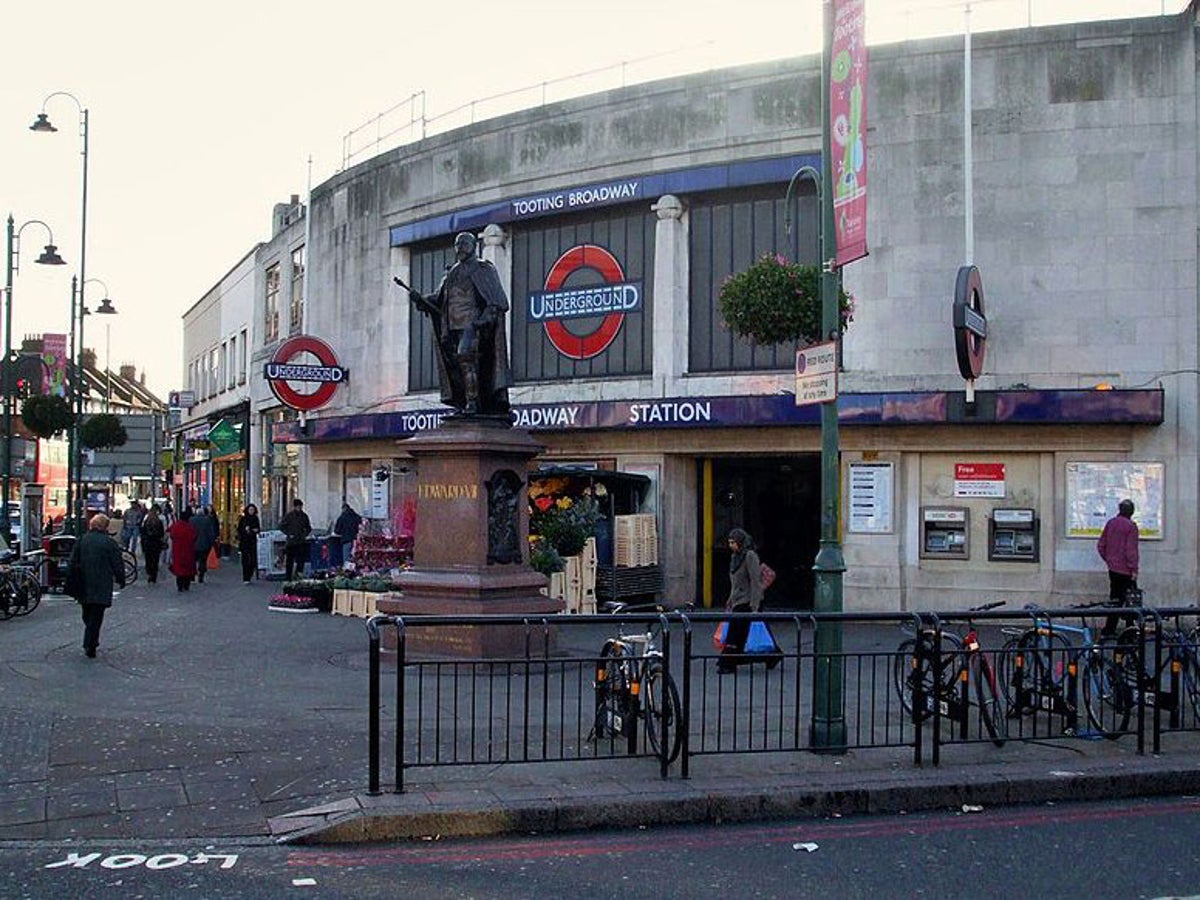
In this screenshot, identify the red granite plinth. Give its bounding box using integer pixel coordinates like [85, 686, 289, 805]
[386, 417, 559, 657]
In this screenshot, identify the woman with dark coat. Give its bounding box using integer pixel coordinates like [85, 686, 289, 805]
[236, 504, 261, 584]
[167, 509, 199, 592]
[70, 514, 126, 658]
[718, 527, 770, 673]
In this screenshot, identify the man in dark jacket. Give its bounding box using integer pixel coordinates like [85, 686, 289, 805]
[280, 498, 312, 580]
[70, 514, 126, 658]
[332, 502, 363, 569]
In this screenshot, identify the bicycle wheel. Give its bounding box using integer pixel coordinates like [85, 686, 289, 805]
[1180, 649, 1200, 725]
[592, 640, 633, 744]
[0, 575, 15, 621]
[121, 550, 138, 585]
[643, 661, 683, 764]
[894, 633, 962, 722]
[10, 569, 41, 616]
[1081, 653, 1132, 739]
[971, 653, 1007, 746]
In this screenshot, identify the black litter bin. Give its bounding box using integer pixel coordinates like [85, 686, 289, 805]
[46, 535, 77, 593]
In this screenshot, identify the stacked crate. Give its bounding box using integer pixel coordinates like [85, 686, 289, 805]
[551, 537, 598, 614]
[614, 514, 659, 567]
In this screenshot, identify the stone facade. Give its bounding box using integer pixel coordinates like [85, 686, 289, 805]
[219, 9, 1198, 609]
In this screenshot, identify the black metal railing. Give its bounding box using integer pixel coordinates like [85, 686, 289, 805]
[365, 605, 1200, 794]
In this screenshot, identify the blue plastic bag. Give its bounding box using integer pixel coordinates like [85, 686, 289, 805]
[744, 620, 779, 654]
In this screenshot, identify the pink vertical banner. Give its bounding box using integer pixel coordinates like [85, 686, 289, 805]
[831, 0, 868, 267]
[41, 333, 68, 398]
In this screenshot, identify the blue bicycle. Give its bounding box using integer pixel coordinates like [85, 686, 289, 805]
[999, 604, 1131, 739]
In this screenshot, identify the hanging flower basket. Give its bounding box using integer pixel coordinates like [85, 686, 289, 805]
[718, 253, 855, 346]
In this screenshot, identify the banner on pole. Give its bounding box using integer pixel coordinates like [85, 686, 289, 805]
[831, 0, 868, 267]
[42, 333, 68, 398]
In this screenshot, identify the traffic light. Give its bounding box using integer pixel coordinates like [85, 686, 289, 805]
[14, 378, 29, 399]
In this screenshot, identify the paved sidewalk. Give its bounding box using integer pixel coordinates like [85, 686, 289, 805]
[2, 558, 1199, 845]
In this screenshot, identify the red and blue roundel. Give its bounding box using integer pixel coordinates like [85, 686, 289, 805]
[529, 244, 642, 360]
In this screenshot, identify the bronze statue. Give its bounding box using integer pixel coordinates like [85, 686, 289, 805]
[397, 232, 512, 417]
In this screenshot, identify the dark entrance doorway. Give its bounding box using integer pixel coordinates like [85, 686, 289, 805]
[708, 455, 821, 610]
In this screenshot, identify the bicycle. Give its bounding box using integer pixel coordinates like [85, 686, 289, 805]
[1109, 606, 1200, 727]
[590, 613, 684, 765]
[892, 601, 1008, 747]
[0, 551, 44, 619]
[998, 603, 1131, 739]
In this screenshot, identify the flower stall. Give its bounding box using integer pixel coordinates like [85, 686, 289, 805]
[527, 466, 661, 611]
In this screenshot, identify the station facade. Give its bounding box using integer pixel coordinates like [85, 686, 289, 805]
[218, 9, 1195, 609]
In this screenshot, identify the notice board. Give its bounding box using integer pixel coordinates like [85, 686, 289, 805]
[1065, 462, 1163, 539]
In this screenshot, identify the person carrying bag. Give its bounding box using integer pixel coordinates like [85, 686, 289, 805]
[716, 527, 782, 674]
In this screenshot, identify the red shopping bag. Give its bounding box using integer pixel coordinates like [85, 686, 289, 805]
[713, 621, 729, 651]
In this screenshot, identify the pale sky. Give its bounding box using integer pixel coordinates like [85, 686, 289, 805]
[0, 0, 1178, 397]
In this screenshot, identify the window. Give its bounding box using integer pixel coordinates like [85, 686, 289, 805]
[265, 263, 281, 343]
[218, 342, 228, 393]
[289, 246, 305, 335]
[209, 348, 219, 398]
[227, 335, 237, 390]
[239, 328, 248, 384]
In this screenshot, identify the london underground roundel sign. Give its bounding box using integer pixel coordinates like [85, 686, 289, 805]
[529, 244, 642, 360]
[264, 335, 348, 412]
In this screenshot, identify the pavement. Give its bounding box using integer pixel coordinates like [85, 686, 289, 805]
[2, 557, 1199, 847]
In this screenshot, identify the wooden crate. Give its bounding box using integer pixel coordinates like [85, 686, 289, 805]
[614, 514, 659, 567]
[564, 555, 584, 613]
[332, 589, 354, 617]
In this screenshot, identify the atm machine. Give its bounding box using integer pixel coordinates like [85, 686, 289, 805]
[988, 508, 1039, 563]
[920, 507, 969, 560]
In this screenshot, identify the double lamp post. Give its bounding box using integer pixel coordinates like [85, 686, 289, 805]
[30, 91, 102, 537]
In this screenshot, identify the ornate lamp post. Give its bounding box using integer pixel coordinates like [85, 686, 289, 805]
[32, 91, 90, 535]
[3, 216, 66, 541]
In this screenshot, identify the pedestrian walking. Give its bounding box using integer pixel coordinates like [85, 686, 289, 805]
[68, 514, 126, 658]
[121, 501, 144, 555]
[161, 498, 175, 527]
[717, 527, 780, 673]
[167, 509, 198, 592]
[279, 498, 312, 581]
[1098, 498, 1140, 637]
[191, 505, 217, 583]
[236, 504, 261, 583]
[140, 505, 166, 584]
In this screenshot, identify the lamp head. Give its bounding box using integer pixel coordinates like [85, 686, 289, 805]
[29, 113, 57, 133]
[95, 298, 117, 315]
[35, 244, 66, 266]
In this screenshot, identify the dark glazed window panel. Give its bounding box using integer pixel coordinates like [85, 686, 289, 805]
[510, 205, 655, 382]
[688, 186, 819, 373]
[407, 243, 456, 393]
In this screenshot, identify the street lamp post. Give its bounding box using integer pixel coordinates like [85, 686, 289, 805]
[32, 91, 89, 536]
[3, 215, 66, 542]
[74, 279, 116, 523]
[810, 0, 847, 751]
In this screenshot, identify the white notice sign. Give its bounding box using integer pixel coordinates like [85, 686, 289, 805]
[849, 463, 893, 533]
[795, 341, 839, 407]
[371, 479, 390, 519]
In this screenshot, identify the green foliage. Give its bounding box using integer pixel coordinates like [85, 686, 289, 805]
[80, 413, 128, 449]
[530, 493, 601, 559]
[326, 575, 400, 593]
[717, 253, 855, 346]
[21, 395, 74, 438]
[528, 538, 565, 576]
